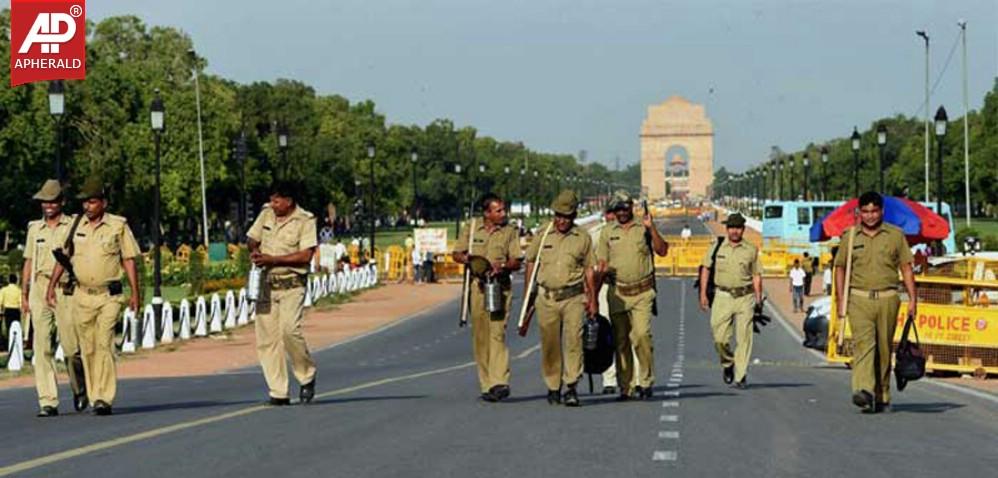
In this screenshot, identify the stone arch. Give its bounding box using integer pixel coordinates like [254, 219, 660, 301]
[640, 96, 714, 200]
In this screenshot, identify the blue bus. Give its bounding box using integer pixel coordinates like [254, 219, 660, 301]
[761, 200, 956, 254]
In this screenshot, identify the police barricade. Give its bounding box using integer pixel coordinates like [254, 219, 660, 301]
[209, 293, 223, 333]
[141, 305, 156, 349]
[224, 290, 237, 329]
[178, 298, 192, 340]
[827, 258, 998, 377]
[238, 288, 250, 325]
[193, 296, 208, 337]
[160, 301, 175, 344]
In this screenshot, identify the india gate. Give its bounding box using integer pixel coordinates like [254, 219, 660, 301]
[639, 96, 714, 200]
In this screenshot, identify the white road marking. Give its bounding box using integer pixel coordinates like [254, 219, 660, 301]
[662, 401, 679, 408]
[659, 431, 680, 439]
[659, 415, 679, 422]
[653, 451, 678, 461]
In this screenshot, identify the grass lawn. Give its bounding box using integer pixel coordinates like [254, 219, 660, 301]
[962, 218, 998, 236]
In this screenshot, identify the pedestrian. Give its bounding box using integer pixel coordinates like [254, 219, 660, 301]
[524, 190, 597, 407]
[698, 213, 763, 389]
[801, 252, 814, 296]
[680, 223, 692, 243]
[452, 193, 522, 402]
[596, 191, 669, 401]
[597, 205, 620, 394]
[46, 177, 141, 416]
[823, 264, 833, 296]
[789, 259, 806, 312]
[0, 274, 22, 352]
[412, 246, 423, 284]
[834, 192, 917, 413]
[246, 180, 319, 406]
[21, 180, 88, 417]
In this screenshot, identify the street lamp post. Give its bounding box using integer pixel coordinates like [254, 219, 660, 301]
[48, 80, 65, 183]
[934, 106, 948, 217]
[803, 154, 810, 201]
[453, 163, 463, 238]
[851, 127, 861, 197]
[820, 146, 829, 200]
[916, 31, 931, 201]
[533, 170, 540, 222]
[367, 144, 376, 261]
[277, 124, 289, 166]
[519, 167, 526, 217]
[150, 89, 165, 338]
[503, 165, 511, 204]
[787, 155, 796, 200]
[189, 49, 210, 250]
[236, 131, 247, 237]
[410, 149, 419, 222]
[777, 160, 784, 200]
[877, 124, 887, 193]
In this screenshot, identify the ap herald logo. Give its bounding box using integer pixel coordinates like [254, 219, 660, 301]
[9, 0, 86, 86]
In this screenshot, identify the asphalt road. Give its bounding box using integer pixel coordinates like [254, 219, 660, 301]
[1, 218, 995, 477]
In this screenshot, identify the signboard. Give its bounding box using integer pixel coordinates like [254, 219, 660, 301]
[414, 228, 448, 254]
[897, 303, 998, 348]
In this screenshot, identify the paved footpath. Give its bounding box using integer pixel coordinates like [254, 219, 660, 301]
[1, 218, 995, 477]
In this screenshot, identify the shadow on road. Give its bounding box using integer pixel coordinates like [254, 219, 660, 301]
[890, 402, 965, 414]
[115, 399, 259, 415]
[743, 382, 814, 390]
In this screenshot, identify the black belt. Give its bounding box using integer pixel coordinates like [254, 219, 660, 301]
[540, 282, 584, 302]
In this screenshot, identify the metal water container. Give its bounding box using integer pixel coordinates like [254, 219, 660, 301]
[484, 277, 503, 313]
[583, 318, 600, 351]
[247, 265, 263, 302]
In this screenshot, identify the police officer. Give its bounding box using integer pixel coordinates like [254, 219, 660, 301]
[834, 192, 916, 413]
[247, 181, 319, 406]
[698, 213, 762, 389]
[596, 191, 668, 400]
[452, 193, 521, 402]
[524, 191, 597, 407]
[22, 180, 87, 417]
[46, 177, 141, 416]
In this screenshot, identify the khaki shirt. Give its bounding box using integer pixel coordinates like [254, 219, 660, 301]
[62, 214, 141, 288]
[454, 220, 521, 266]
[247, 205, 318, 277]
[24, 213, 74, 283]
[833, 223, 913, 290]
[596, 220, 654, 284]
[525, 222, 594, 289]
[701, 239, 761, 289]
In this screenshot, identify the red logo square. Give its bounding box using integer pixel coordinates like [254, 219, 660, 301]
[9, 0, 86, 86]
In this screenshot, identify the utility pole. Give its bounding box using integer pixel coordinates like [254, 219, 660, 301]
[917, 31, 931, 202]
[959, 20, 971, 227]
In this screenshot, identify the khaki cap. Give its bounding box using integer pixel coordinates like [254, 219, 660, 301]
[723, 213, 747, 227]
[610, 190, 633, 210]
[550, 190, 579, 215]
[32, 179, 63, 201]
[76, 176, 107, 200]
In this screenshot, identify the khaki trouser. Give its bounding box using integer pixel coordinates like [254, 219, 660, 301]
[469, 284, 512, 393]
[608, 287, 656, 391]
[709, 290, 755, 382]
[847, 295, 901, 404]
[536, 294, 585, 390]
[30, 278, 85, 408]
[255, 286, 316, 399]
[73, 289, 123, 405]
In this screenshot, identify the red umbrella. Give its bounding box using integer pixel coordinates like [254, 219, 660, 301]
[809, 196, 950, 244]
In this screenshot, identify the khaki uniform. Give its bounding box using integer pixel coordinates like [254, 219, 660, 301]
[701, 239, 760, 382]
[596, 221, 657, 391]
[454, 221, 521, 393]
[525, 222, 593, 390]
[834, 224, 912, 404]
[247, 205, 318, 399]
[25, 214, 85, 408]
[62, 214, 140, 406]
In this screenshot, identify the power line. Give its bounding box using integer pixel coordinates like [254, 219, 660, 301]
[911, 30, 962, 118]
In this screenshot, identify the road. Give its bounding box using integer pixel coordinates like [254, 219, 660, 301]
[0, 217, 995, 477]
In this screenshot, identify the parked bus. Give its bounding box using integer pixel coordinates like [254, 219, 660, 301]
[761, 200, 956, 255]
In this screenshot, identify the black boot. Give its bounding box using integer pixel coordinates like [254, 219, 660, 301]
[546, 389, 561, 405]
[563, 385, 580, 407]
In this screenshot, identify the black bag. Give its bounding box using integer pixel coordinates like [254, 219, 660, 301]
[694, 236, 724, 306]
[583, 313, 614, 375]
[894, 313, 926, 391]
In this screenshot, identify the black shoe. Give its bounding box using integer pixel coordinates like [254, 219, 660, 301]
[74, 393, 89, 412]
[874, 402, 891, 413]
[267, 397, 291, 407]
[602, 386, 617, 395]
[563, 387, 580, 407]
[93, 400, 113, 416]
[852, 390, 874, 413]
[300, 378, 316, 404]
[723, 366, 734, 384]
[546, 389, 562, 405]
[36, 406, 59, 418]
[480, 391, 499, 403]
[732, 378, 748, 390]
[491, 385, 510, 401]
[615, 389, 631, 402]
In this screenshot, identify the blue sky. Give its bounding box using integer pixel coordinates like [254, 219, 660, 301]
[85, 0, 998, 172]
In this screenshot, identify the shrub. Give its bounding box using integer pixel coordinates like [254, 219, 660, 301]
[188, 249, 205, 295]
